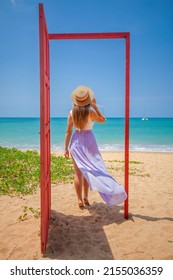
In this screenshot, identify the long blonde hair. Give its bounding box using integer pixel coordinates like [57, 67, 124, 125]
[72, 105, 90, 130]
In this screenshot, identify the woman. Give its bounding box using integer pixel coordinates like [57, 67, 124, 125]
[64, 85, 127, 208]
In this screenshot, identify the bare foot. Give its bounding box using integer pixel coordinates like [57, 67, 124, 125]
[83, 197, 90, 206]
[78, 200, 84, 209]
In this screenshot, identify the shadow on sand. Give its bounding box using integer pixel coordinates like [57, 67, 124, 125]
[42, 202, 126, 260]
[42, 202, 173, 260]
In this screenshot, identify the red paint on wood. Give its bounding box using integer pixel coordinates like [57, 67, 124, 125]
[39, 3, 51, 254]
[124, 34, 130, 219]
[48, 32, 128, 40]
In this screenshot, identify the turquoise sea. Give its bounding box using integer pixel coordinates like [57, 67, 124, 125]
[0, 118, 173, 152]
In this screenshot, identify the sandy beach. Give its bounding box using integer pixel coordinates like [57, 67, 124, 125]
[0, 151, 173, 260]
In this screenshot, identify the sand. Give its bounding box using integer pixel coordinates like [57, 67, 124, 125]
[0, 151, 173, 260]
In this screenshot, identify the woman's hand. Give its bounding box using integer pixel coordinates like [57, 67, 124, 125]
[91, 98, 97, 107]
[90, 98, 106, 123]
[64, 149, 69, 159]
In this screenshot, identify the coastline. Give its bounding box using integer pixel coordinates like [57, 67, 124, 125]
[0, 151, 173, 260]
[1, 117, 173, 153]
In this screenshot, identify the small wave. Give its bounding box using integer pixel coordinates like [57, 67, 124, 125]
[0, 143, 40, 150]
[1, 143, 173, 153]
[98, 143, 173, 152]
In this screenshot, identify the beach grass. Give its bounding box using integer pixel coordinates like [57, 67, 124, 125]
[107, 159, 150, 177]
[0, 146, 74, 196]
[0, 146, 150, 196]
[18, 206, 41, 221]
[108, 159, 144, 164]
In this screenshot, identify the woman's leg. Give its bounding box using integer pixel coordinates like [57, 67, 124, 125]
[83, 176, 90, 205]
[71, 156, 83, 207]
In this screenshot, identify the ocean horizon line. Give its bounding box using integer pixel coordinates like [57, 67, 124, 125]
[0, 116, 173, 119]
[1, 117, 173, 153]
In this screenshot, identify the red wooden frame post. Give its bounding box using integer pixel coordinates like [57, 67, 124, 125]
[39, 3, 51, 254]
[124, 33, 130, 219]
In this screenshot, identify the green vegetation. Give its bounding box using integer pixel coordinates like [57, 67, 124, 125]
[108, 166, 150, 177]
[0, 146, 149, 196]
[18, 206, 40, 221]
[51, 154, 74, 184]
[129, 169, 150, 177]
[108, 159, 144, 164]
[107, 159, 150, 177]
[0, 146, 74, 196]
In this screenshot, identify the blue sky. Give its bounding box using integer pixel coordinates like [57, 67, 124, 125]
[0, 0, 173, 117]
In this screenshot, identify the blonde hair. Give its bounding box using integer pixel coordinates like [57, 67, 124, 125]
[72, 105, 90, 130]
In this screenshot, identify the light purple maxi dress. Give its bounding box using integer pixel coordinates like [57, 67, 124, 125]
[69, 112, 127, 206]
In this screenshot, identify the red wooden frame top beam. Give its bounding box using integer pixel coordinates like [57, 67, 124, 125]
[48, 32, 129, 40]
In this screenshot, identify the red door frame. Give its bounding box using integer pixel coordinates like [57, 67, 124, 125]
[39, 4, 51, 254]
[39, 3, 130, 254]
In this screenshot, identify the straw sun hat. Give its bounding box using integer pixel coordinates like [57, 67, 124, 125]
[71, 85, 94, 106]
